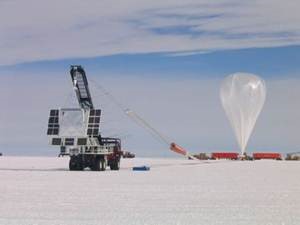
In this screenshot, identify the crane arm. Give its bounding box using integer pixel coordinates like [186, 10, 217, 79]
[70, 65, 94, 110]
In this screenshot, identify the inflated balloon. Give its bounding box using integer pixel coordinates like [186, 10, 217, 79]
[220, 73, 266, 154]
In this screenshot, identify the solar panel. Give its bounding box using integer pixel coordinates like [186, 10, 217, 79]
[48, 117, 59, 123]
[87, 109, 101, 136]
[65, 138, 74, 146]
[90, 110, 95, 116]
[52, 138, 62, 145]
[95, 110, 101, 116]
[53, 129, 59, 135]
[50, 109, 59, 117]
[77, 138, 87, 146]
[88, 124, 99, 128]
[47, 109, 59, 135]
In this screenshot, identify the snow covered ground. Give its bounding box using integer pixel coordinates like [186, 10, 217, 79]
[0, 156, 299, 225]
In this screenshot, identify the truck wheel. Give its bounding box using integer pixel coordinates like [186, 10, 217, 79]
[91, 158, 100, 171]
[69, 156, 84, 171]
[91, 157, 106, 171]
[110, 160, 120, 170]
[69, 157, 77, 171]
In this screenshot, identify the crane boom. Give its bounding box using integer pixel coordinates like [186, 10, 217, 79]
[70, 65, 94, 110]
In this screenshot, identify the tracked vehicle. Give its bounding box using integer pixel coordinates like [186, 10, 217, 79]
[47, 65, 122, 171]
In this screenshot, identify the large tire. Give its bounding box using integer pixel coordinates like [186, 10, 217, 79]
[91, 157, 106, 171]
[69, 156, 84, 171]
[69, 157, 77, 171]
[110, 159, 120, 170]
[91, 158, 100, 171]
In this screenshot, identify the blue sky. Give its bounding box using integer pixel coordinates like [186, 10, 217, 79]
[1, 45, 299, 78]
[0, 1, 299, 157]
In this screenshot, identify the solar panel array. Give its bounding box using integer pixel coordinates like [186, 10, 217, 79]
[87, 109, 101, 136]
[47, 109, 59, 135]
[51, 137, 87, 146]
[48, 109, 101, 138]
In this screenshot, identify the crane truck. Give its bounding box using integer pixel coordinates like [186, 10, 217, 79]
[47, 65, 122, 171]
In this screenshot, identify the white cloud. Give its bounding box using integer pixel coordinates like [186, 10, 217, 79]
[0, 0, 299, 65]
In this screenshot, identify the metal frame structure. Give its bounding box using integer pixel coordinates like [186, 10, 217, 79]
[47, 65, 122, 171]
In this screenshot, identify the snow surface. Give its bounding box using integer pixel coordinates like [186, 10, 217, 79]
[0, 156, 299, 225]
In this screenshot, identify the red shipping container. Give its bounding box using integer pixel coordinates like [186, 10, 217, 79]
[253, 152, 282, 160]
[211, 152, 239, 160]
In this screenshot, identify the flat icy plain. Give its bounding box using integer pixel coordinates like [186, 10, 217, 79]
[0, 156, 299, 225]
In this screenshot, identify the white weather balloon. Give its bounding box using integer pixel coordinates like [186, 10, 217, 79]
[220, 73, 266, 154]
